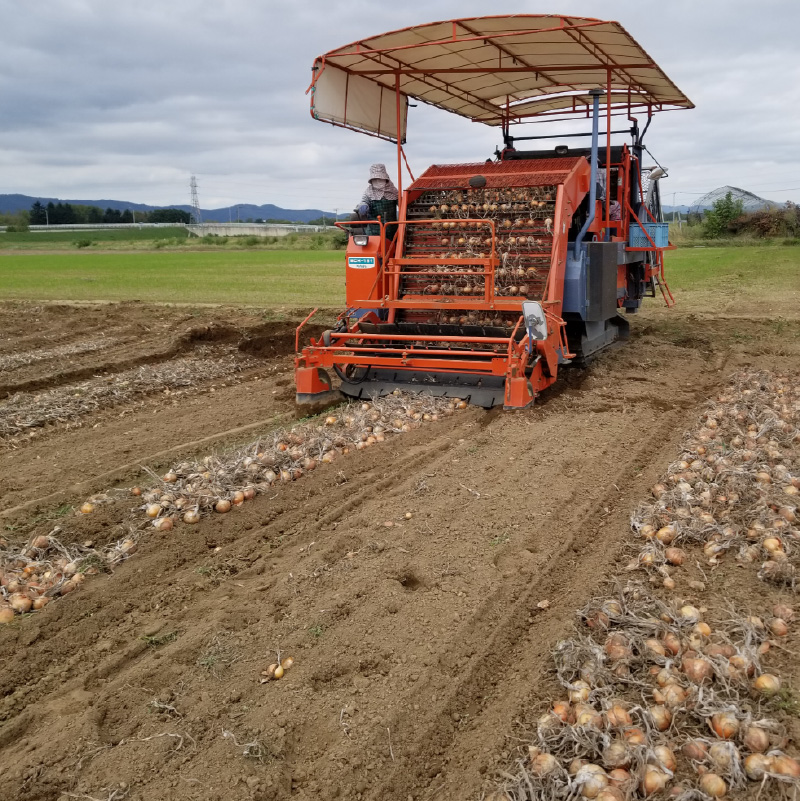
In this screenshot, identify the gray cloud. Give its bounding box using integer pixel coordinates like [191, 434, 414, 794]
[1, 0, 798, 211]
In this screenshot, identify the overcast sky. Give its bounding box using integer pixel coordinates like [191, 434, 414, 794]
[2, 0, 799, 212]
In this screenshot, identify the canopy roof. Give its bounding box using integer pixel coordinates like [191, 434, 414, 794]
[309, 15, 693, 142]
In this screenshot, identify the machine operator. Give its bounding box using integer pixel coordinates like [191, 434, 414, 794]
[354, 163, 399, 238]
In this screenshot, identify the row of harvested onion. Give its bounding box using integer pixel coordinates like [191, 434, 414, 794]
[0, 532, 137, 622]
[494, 370, 799, 800]
[3, 392, 465, 618]
[496, 585, 800, 800]
[111, 393, 465, 529]
[631, 370, 797, 591]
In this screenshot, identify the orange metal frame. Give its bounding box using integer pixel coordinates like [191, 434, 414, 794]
[296, 158, 590, 408]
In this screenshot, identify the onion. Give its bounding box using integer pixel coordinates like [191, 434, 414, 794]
[215, 499, 232, 513]
[64, 559, 80, 575]
[568, 679, 591, 704]
[645, 638, 667, 659]
[232, 490, 245, 506]
[0, 607, 15, 624]
[183, 509, 200, 524]
[662, 632, 681, 656]
[145, 503, 161, 518]
[552, 700, 571, 722]
[575, 764, 609, 799]
[753, 673, 781, 696]
[680, 604, 701, 622]
[154, 517, 173, 532]
[771, 754, 800, 778]
[602, 741, 632, 769]
[683, 656, 714, 684]
[10, 593, 32, 613]
[664, 547, 685, 565]
[605, 633, 632, 660]
[656, 667, 678, 687]
[80, 502, 95, 514]
[694, 622, 712, 638]
[641, 766, 670, 796]
[607, 768, 633, 790]
[163, 471, 177, 483]
[595, 788, 624, 801]
[706, 643, 735, 659]
[570, 758, 590, 775]
[656, 526, 676, 545]
[649, 705, 672, 731]
[708, 741, 738, 772]
[682, 739, 709, 762]
[769, 617, 788, 637]
[710, 711, 739, 739]
[647, 749, 675, 776]
[605, 704, 631, 728]
[131, 486, 142, 496]
[743, 725, 770, 753]
[744, 753, 772, 780]
[773, 603, 794, 621]
[281, 656, 294, 670]
[699, 773, 726, 798]
[588, 610, 611, 630]
[623, 727, 647, 746]
[574, 704, 604, 729]
[32, 596, 50, 610]
[763, 537, 784, 554]
[530, 752, 559, 777]
[273, 664, 284, 679]
[661, 683, 687, 709]
[729, 654, 754, 677]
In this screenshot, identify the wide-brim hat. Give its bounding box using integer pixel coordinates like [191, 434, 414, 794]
[369, 163, 391, 182]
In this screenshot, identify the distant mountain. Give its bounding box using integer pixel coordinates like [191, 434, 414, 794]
[0, 194, 335, 224]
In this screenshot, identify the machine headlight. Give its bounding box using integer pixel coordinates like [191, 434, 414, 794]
[352, 234, 369, 246]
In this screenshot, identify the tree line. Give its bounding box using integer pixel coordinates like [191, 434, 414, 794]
[27, 201, 190, 226]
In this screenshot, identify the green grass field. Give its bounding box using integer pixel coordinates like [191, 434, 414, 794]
[0, 227, 189, 247]
[0, 243, 796, 310]
[0, 251, 345, 306]
[667, 246, 799, 291]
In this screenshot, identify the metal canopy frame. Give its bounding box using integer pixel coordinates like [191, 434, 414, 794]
[308, 14, 693, 202]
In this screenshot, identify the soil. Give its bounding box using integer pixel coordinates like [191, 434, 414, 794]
[0, 300, 798, 801]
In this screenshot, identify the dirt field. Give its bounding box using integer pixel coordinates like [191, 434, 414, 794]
[0, 300, 798, 801]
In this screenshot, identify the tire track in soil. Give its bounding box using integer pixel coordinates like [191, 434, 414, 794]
[348, 366, 729, 801]
[0, 333, 750, 801]
[0, 320, 325, 398]
[0, 414, 483, 718]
